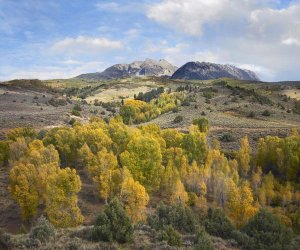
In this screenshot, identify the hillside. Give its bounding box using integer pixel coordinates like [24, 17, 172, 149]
[171, 62, 260, 81]
[0, 76, 299, 250]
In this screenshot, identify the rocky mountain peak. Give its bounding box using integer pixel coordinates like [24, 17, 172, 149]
[76, 59, 178, 80]
[171, 61, 260, 81]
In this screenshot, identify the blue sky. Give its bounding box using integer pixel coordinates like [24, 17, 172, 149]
[0, 0, 299, 81]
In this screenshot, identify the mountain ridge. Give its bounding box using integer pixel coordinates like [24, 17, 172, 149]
[76, 58, 178, 80]
[171, 61, 260, 81]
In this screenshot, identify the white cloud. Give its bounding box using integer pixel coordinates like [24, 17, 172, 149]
[62, 59, 81, 65]
[147, 0, 300, 81]
[96, 1, 146, 13]
[51, 36, 123, 55]
[124, 28, 140, 37]
[282, 37, 300, 46]
[96, 2, 120, 11]
[164, 49, 221, 67]
[147, 0, 266, 36]
[235, 64, 274, 80]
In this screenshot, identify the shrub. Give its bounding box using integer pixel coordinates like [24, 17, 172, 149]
[203, 91, 214, 99]
[231, 97, 238, 103]
[242, 209, 292, 249]
[182, 99, 191, 106]
[220, 133, 235, 142]
[293, 100, 300, 115]
[204, 208, 234, 239]
[147, 203, 197, 233]
[157, 225, 182, 246]
[193, 118, 209, 133]
[29, 216, 55, 244]
[289, 236, 300, 250]
[73, 104, 82, 111]
[69, 118, 76, 126]
[247, 111, 255, 118]
[48, 98, 67, 107]
[173, 115, 183, 123]
[91, 199, 133, 243]
[172, 107, 179, 113]
[72, 110, 81, 117]
[194, 227, 214, 250]
[231, 230, 255, 249]
[0, 228, 10, 249]
[262, 110, 271, 116]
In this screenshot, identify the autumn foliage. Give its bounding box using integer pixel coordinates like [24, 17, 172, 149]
[2, 116, 299, 245]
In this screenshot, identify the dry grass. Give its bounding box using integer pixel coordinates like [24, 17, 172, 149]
[282, 89, 300, 100]
[86, 86, 151, 102]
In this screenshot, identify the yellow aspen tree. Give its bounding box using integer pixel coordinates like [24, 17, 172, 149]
[78, 143, 97, 169]
[45, 168, 84, 227]
[237, 136, 251, 177]
[9, 137, 28, 164]
[75, 124, 112, 154]
[9, 163, 39, 219]
[87, 148, 121, 202]
[162, 162, 187, 202]
[251, 166, 262, 195]
[184, 161, 203, 195]
[108, 116, 132, 155]
[279, 182, 293, 207]
[205, 149, 230, 207]
[161, 128, 184, 149]
[120, 135, 163, 192]
[228, 159, 239, 184]
[120, 168, 149, 222]
[226, 180, 258, 228]
[170, 179, 189, 204]
[239, 181, 258, 226]
[182, 125, 207, 165]
[164, 147, 188, 180]
[9, 140, 83, 227]
[260, 172, 276, 206]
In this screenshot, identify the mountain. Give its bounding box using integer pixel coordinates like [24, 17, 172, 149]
[76, 59, 178, 80]
[171, 61, 260, 81]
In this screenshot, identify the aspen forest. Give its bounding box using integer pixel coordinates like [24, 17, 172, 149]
[0, 116, 299, 249]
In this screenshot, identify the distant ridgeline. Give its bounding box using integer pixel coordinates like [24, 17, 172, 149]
[75, 59, 260, 81]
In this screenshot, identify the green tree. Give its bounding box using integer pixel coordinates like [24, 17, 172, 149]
[147, 203, 197, 233]
[242, 209, 292, 249]
[204, 208, 234, 239]
[157, 225, 182, 246]
[194, 227, 214, 250]
[91, 198, 133, 243]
